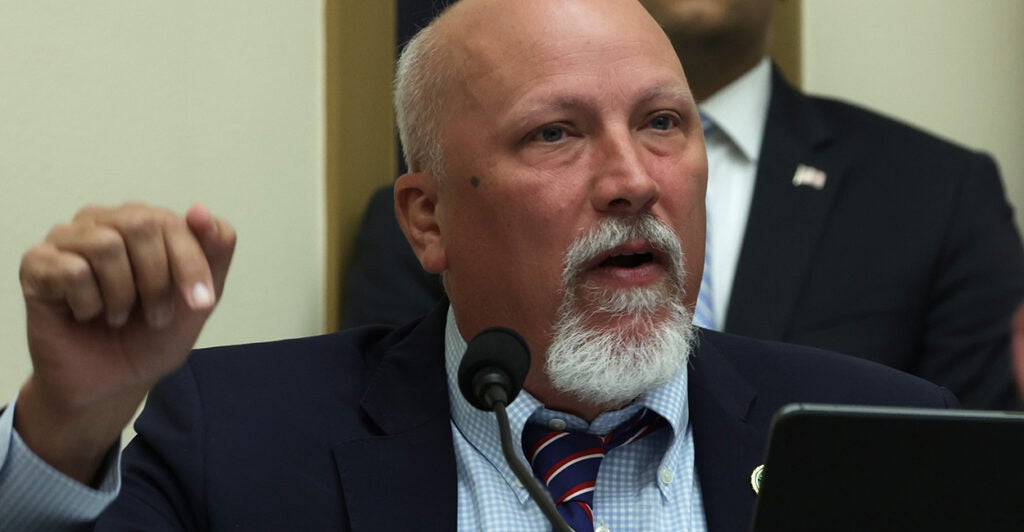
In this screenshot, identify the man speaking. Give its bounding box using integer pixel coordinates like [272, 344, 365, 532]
[1, 0, 953, 529]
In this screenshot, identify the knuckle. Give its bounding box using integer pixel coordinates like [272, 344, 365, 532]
[68, 291, 103, 322]
[63, 258, 96, 289]
[118, 211, 161, 240]
[19, 246, 54, 293]
[19, 244, 50, 273]
[85, 229, 126, 263]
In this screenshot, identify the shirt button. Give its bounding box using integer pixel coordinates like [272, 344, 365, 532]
[659, 466, 674, 485]
[548, 418, 568, 431]
[595, 524, 610, 532]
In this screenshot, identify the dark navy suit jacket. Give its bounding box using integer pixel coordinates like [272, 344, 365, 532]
[97, 302, 955, 531]
[341, 71, 1024, 409]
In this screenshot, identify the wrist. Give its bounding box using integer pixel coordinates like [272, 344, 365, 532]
[14, 377, 144, 484]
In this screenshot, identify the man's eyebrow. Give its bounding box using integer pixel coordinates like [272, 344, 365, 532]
[508, 84, 694, 129]
[634, 85, 694, 108]
[521, 85, 690, 111]
[517, 95, 593, 117]
[506, 95, 595, 131]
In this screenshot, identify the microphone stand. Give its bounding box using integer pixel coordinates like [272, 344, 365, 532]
[486, 388, 573, 532]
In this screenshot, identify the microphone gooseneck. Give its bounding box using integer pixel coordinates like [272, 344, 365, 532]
[458, 327, 573, 532]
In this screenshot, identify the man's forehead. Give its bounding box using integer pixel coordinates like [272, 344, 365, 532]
[451, 28, 685, 104]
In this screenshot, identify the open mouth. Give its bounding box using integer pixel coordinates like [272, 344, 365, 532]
[599, 252, 655, 269]
[581, 240, 668, 274]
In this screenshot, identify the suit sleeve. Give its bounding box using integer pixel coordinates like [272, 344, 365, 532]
[918, 153, 1024, 409]
[95, 365, 207, 530]
[339, 185, 445, 328]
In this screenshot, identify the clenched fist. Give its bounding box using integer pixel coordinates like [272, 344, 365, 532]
[14, 203, 235, 484]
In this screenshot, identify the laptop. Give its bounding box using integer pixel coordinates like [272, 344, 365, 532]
[750, 403, 1024, 531]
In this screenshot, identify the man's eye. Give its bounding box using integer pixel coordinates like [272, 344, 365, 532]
[537, 126, 565, 143]
[650, 114, 676, 131]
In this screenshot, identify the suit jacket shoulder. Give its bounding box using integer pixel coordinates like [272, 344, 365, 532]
[701, 329, 957, 410]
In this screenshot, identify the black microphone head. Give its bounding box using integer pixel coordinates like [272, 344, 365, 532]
[458, 326, 531, 411]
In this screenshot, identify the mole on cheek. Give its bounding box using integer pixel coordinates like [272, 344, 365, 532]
[470, 176, 480, 188]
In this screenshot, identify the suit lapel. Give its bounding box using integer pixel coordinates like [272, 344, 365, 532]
[689, 331, 765, 532]
[331, 304, 458, 530]
[725, 69, 850, 340]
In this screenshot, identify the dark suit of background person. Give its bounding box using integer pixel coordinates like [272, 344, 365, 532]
[340, 1, 1024, 410]
[92, 301, 954, 530]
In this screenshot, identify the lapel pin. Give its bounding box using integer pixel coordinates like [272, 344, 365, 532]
[791, 164, 827, 190]
[750, 464, 765, 495]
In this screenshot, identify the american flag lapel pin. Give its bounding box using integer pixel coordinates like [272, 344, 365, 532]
[791, 164, 827, 190]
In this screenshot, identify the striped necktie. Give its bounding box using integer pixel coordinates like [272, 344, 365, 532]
[693, 111, 716, 330]
[521, 408, 666, 531]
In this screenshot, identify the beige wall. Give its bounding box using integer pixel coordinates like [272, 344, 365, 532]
[801, 0, 1024, 230]
[0, 2, 326, 402]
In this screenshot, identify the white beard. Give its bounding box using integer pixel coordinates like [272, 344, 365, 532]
[545, 214, 696, 408]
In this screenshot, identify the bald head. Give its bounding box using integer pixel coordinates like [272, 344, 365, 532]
[394, 0, 686, 181]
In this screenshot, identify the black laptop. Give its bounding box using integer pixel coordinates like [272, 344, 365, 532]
[750, 403, 1024, 531]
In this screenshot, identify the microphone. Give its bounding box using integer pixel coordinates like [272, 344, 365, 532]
[458, 327, 572, 532]
[458, 326, 531, 410]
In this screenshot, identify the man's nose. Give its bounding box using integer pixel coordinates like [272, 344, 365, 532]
[591, 132, 661, 214]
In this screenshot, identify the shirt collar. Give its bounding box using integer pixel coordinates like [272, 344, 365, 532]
[699, 57, 772, 162]
[444, 306, 692, 501]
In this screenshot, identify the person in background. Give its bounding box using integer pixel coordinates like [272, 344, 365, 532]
[1, 1, 955, 529]
[343, 0, 1024, 409]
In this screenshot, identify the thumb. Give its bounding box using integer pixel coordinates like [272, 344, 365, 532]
[186, 203, 237, 299]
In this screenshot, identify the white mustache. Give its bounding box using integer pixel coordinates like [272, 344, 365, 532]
[562, 214, 685, 289]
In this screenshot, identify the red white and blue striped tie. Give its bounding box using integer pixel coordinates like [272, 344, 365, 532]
[521, 408, 666, 531]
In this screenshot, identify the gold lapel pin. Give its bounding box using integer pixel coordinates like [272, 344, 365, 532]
[750, 464, 765, 495]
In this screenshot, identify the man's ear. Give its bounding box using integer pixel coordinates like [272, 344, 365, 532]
[394, 172, 447, 274]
